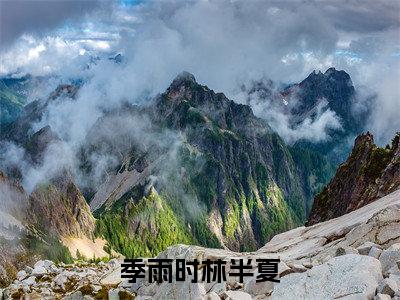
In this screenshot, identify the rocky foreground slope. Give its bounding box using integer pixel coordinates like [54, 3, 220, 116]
[3, 188, 400, 299]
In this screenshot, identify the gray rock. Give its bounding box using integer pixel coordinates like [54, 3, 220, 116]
[24, 266, 33, 274]
[278, 262, 292, 277]
[108, 288, 120, 300]
[108, 259, 120, 269]
[357, 242, 381, 256]
[222, 290, 252, 300]
[244, 277, 274, 296]
[47, 264, 61, 273]
[335, 246, 358, 256]
[64, 291, 84, 300]
[389, 274, 400, 285]
[22, 276, 36, 286]
[54, 273, 68, 288]
[387, 265, 400, 276]
[369, 246, 383, 259]
[379, 243, 400, 276]
[206, 281, 225, 295]
[34, 260, 54, 271]
[374, 293, 391, 300]
[271, 254, 382, 299]
[377, 277, 398, 297]
[149, 281, 206, 300]
[119, 279, 132, 289]
[287, 263, 307, 273]
[100, 266, 122, 285]
[204, 291, 220, 300]
[32, 265, 47, 276]
[16, 270, 27, 280]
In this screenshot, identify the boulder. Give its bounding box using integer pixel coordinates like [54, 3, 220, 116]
[24, 266, 33, 275]
[151, 281, 206, 300]
[64, 291, 84, 300]
[34, 260, 54, 271]
[16, 270, 27, 280]
[204, 291, 220, 300]
[54, 273, 69, 289]
[243, 277, 274, 296]
[22, 276, 36, 286]
[221, 290, 252, 300]
[390, 274, 400, 286]
[108, 259, 120, 269]
[100, 266, 122, 285]
[357, 242, 381, 256]
[271, 254, 382, 299]
[278, 261, 292, 277]
[335, 246, 358, 256]
[374, 293, 391, 300]
[376, 277, 398, 297]
[32, 265, 47, 276]
[287, 263, 307, 273]
[205, 281, 225, 295]
[379, 243, 400, 276]
[369, 247, 383, 259]
[108, 288, 120, 300]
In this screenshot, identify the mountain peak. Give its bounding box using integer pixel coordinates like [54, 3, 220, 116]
[324, 67, 351, 81]
[170, 71, 197, 89]
[354, 131, 374, 149]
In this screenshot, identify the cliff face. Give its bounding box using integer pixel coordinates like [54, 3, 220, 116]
[28, 173, 96, 239]
[307, 132, 400, 225]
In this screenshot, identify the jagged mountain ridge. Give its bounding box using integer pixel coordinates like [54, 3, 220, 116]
[1, 71, 340, 259]
[308, 131, 400, 225]
[0, 69, 399, 294]
[89, 72, 309, 253]
[246, 68, 369, 164]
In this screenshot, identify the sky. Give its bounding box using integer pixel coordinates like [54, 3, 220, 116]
[0, 0, 399, 146]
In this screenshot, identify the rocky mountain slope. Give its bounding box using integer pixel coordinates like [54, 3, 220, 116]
[88, 72, 326, 255]
[3, 188, 399, 299]
[0, 169, 101, 287]
[308, 131, 400, 225]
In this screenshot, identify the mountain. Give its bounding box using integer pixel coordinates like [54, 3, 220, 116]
[0, 71, 353, 264]
[89, 72, 308, 254]
[286, 68, 359, 129]
[307, 132, 400, 225]
[1, 69, 399, 297]
[245, 68, 369, 164]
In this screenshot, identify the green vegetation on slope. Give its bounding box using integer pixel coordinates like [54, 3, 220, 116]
[95, 189, 193, 257]
[0, 80, 26, 126]
[289, 145, 336, 214]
